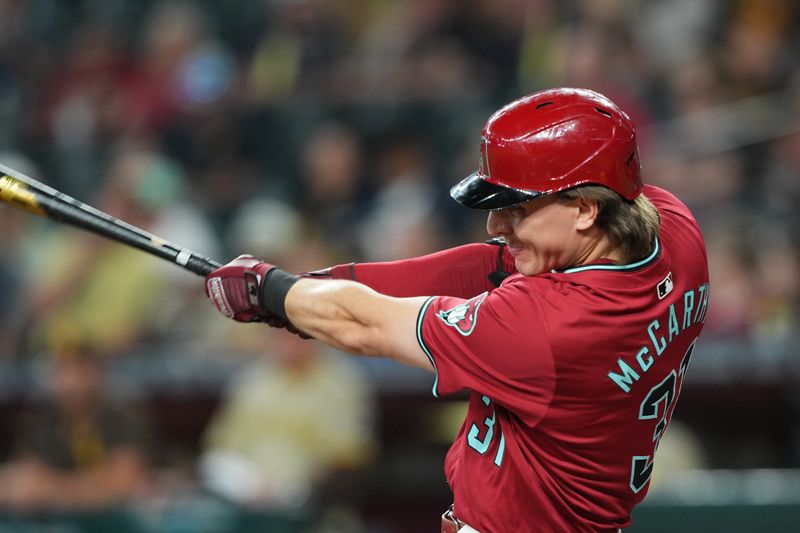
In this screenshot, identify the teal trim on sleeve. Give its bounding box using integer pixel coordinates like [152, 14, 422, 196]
[416, 296, 441, 398]
[560, 238, 660, 274]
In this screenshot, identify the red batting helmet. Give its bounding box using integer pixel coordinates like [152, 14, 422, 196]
[451, 88, 642, 210]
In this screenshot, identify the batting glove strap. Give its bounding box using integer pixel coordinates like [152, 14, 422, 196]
[261, 268, 300, 319]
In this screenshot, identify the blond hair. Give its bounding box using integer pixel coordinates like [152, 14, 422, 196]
[557, 185, 661, 263]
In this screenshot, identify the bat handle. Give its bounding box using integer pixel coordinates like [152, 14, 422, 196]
[184, 255, 222, 277]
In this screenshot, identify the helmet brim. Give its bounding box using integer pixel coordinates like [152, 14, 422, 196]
[450, 173, 543, 210]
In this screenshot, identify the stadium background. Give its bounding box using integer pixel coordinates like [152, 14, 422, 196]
[0, 0, 798, 531]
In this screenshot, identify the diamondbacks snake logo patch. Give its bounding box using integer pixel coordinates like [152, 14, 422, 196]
[437, 292, 488, 336]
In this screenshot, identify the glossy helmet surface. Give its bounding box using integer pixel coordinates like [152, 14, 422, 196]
[451, 88, 642, 210]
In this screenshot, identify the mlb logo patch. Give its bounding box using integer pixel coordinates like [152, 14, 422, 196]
[657, 272, 673, 300]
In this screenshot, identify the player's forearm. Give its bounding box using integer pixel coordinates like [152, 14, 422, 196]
[284, 279, 366, 353]
[285, 278, 431, 369]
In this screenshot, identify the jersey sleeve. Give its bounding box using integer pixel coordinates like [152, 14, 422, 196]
[310, 242, 517, 298]
[644, 185, 707, 263]
[417, 277, 555, 427]
[643, 185, 697, 225]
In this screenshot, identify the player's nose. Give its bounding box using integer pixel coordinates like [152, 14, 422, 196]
[486, 210, 512, 237]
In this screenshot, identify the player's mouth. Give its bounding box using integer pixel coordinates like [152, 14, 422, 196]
[506, 242, 525, 257]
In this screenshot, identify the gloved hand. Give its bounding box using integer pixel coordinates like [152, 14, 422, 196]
[205, 255, 312, 338]
[205, 255, 277, 323]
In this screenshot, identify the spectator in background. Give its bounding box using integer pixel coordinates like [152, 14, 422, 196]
[761, 130, 800, 240]
[750, 228, 800, 363]
[243, 0, 348, 106]
[200, 328, 376, 515]
[296, 122, 367, 258]
[128, 0, 229, 132]
[0, 154, 53, 359]
[200, 205, 376, 522]
[41, 19, 132, 197]
[0, 205, 27, 359]
[356, 134, 443, 260]
[717, 0, 797, 98]
[16, 143, 191, 356]
[0, 342, 153, 513]
[701, 227, 757, 344]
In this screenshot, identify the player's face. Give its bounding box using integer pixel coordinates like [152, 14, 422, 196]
[486, 195, 588, 275]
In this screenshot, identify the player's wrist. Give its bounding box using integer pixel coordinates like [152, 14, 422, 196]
[260, 267, 300, 319]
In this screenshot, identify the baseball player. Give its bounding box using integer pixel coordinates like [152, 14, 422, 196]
[205, 88, 710, 532]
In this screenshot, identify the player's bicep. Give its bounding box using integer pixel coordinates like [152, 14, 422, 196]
[368, 294, 433, 371]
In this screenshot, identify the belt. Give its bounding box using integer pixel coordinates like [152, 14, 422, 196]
[441, 505, 468, 533]
[442, 505, 622, 533]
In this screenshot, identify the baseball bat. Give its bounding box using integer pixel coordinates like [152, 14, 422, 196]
[0, 163, 221, 276]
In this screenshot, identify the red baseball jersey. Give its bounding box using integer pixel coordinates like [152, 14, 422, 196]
[415, 185, 709, 532]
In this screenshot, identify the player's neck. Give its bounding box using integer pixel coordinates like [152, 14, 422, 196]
[575, 233, 624, 267]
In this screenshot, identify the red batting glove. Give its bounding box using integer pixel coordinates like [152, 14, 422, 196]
[205, 255, 276, 323]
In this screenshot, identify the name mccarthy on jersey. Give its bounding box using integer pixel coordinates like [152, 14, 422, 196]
[608, 280, 710, 394]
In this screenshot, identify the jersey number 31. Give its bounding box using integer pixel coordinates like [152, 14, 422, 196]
[630, 338, 696, 493]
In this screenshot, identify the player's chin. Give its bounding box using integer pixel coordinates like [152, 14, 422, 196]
[514, 257, 543, 277]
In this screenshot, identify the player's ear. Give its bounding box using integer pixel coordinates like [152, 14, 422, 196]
[574, 197, 599, 231]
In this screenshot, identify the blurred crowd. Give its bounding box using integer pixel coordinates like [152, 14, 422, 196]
[0, 0, 799, 530]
